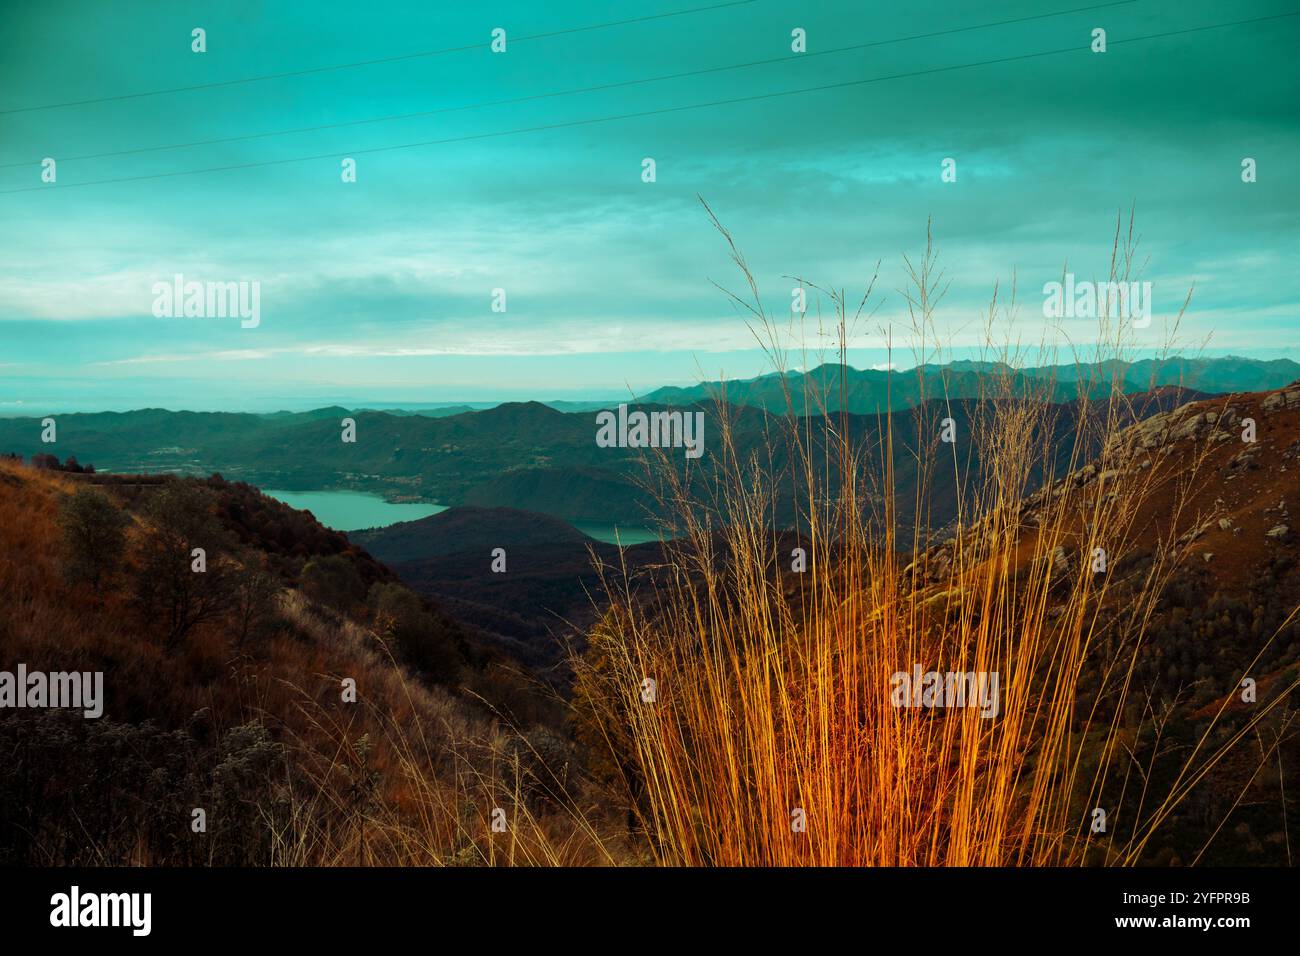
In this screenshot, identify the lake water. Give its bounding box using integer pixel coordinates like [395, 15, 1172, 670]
[263, 488, 659, 543]
[262, 489, 446, 531]
[573, 523, 662, 546]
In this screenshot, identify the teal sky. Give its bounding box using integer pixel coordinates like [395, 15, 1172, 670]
[1, 0, 1298, 411]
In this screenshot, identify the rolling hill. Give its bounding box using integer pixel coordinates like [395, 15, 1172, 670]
[351, 507, 663, 671]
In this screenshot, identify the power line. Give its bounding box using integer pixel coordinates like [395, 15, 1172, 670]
[4, 10, 1295, 197]
[0, 0, 761, 116]
[0, 0, 1139, 170]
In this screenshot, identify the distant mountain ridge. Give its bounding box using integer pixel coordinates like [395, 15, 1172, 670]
[635, 356, 1300, 415]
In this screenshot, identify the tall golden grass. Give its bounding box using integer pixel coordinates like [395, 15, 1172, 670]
[572, 210, 1300, 866]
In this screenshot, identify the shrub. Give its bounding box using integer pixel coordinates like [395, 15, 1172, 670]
[301, 554, 366, 614]
[57, 487, 128, 594]
[132, 482, 236, 648]
[370, 581, 462, 685]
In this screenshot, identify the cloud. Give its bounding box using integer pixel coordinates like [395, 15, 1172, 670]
[89, 317, 768, 366]
[91, 349, 275, 366]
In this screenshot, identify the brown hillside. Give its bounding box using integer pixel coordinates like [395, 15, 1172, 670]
[0, 461, 611, 865]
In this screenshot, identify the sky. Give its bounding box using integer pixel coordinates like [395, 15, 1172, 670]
[1, 0, 1298, 411]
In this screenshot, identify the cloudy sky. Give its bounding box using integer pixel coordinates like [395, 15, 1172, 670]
[1, 0, 1297, 411]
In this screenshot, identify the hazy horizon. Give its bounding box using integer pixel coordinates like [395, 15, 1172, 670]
[1, 346, 1297, 415]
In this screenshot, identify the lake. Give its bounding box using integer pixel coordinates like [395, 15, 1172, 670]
[262, 489, 446, 531]
[263, 488, 658, 544]
[573, 523, 662, 546]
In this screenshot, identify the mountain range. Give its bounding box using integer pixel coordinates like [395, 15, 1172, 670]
[0, 357, 1293, 535]
[636, 356, 1300, 414]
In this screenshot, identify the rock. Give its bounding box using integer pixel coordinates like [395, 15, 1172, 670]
[1132, 414, 1172, 450]
[1218, 518, 1233, 531]
[1203, 552, 1214, 563]
[922, 587, 964, 608]
[1172, 413, 1206, 440]
[1266, 524, 1289, 539]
